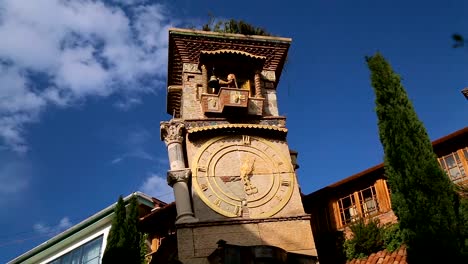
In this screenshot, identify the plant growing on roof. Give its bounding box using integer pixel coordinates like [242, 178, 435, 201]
[202, 16, 271, 36]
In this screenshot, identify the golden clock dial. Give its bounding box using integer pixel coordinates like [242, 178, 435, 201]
[192, 135, 295, 218]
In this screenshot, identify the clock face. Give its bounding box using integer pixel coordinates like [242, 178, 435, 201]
[192, 135, 295, 218]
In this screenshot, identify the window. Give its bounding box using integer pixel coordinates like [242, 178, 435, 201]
[48, 235, 103, 264]
[337, 186, 380, 226]
[439, 150, 467, 183]
[358, 187, 379, 217]
[338, 194, 358, 226]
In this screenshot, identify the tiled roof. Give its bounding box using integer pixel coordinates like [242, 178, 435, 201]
[346, 246, 407, 264]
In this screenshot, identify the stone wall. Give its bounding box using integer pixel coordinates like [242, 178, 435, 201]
[177, 217, 317, 264]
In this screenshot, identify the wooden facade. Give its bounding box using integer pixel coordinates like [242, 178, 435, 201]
[302, 127, 468, 264]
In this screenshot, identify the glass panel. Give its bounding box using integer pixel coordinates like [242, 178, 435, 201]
[359, 186, 379, 217]
[445, 155, 456, 168]
[70, 247, 82, 264]
[47, 236, 103, 264]
[82, 237, 103, 264]
[449, 167, 461, 180]
[61, 253, 71, 264]
[339, 194, 356, 225]
[49, 259, 61, 264]
[339, 186, 381, 226]
[463, 148, 468, 160]
[364, 198, 378, 215]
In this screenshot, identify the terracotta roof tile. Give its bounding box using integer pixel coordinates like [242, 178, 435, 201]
[395, 254, 402, 261]
[367, 253, 376, 263]
[346, 246, 407, 264]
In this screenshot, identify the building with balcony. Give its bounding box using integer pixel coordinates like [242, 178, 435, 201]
[302, 126, 468, 263]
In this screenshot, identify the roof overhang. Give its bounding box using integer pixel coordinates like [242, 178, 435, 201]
[167, 28, 291, 115]
[8, 192, 158, 264]
[304, 126, 468, 198]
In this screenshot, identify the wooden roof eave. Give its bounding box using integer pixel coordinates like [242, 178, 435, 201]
[169, 28, 292, 44]
[139, 202, 176, 235]
[304, 126, 468, 199]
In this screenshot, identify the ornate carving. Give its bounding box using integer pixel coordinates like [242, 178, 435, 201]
[192, 135, 295, 218]
[207, 98, 218, 110]
[218, 73, 238, 88]
[201, 64, 208, 94]
[185, 119, 287, 130]
[160, 120, 185, 145]
[261, 70, 276, 82]
[200, 88, 249, 114]
[240, 157, 258, 195]
[167, 168, 191, 186]
[254, 72, 262, 98]
[229, 91, 245, 104]
[182, 63, 201, 73]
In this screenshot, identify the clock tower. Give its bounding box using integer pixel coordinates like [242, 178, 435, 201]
[160, 28, 318, 263]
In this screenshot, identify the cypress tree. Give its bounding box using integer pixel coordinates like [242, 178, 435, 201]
[140, 233, 149, 264]
[366, 53, 461, 262]
[103, 195, 144, 264]
[103, 195, 127, 263]
[126, 195, 142, 263]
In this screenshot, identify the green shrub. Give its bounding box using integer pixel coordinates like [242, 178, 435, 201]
[344, 218, 403, 260]
[344, 218, 383, 259]
[382, 223, 404, 252]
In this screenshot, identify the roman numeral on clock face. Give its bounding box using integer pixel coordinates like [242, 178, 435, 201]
[242, 135, 251, 145]
[234, 205, 241, 216]
[214, 199, 221, 207]
[281, 180, 291, 187]
[198, 166, 207, 172]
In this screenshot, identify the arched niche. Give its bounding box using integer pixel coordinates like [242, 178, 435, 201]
[198, 50, 265, 97]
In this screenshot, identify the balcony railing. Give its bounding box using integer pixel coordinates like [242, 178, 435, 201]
[200, 87, 264, 116]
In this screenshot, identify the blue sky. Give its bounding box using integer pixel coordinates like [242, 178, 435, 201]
[1, 0, 467, 262]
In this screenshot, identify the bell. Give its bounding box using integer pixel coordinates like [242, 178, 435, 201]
[208, 75, 219, 89]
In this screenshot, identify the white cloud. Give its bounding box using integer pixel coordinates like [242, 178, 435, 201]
[111, 128, 157, 164]
[33, 217, 72, 236]
[111, 150, 155, 164]
[0, 160, 30, 197]
[0, 0, 175, 153]
[114, 97, 142, 111]
[140, 173, 174, 202]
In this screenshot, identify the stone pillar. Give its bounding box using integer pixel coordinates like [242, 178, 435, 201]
[254, 71, 263, 98]
[201, 64, 208, 94]
[160, 120, 198, 224]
